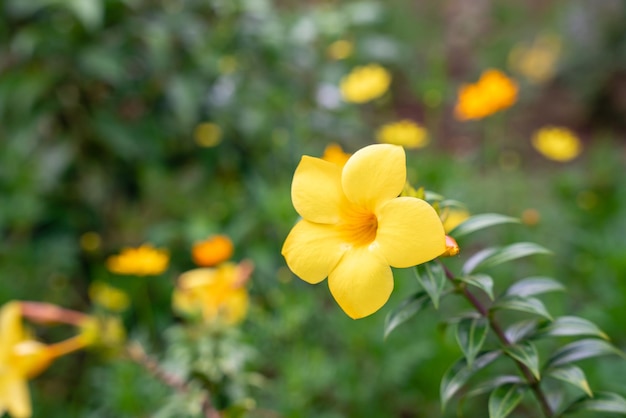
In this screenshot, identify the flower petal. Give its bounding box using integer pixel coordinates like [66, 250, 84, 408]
[292, 156, 345, 224]
[375, 197, 446, 268]
[3, 375, 31, 418]
[341, 144, 406, 210]
[282, 220, 347, 284]
[328, 247, 393, 319]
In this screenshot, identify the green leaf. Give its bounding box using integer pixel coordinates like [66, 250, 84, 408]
[488, 383, 525, 418]
[459, 274, 495, 300]
[505, 277, 565, 297]
[505, 320, 539, 344]
[455, 317, 489, 367]
[464, 375, 524, 399]
[449, 213, 520, 238]
[536, 316, 609, 340]
[546, 339, 625, 368]
[504, 342, 541, 380]
[463, 243, 552, 275]
[384, 291, 430, 339]
[415, 263, 447, 309]
[565, 392, 626, 415]
[492, 296, 553, 321]
[440, 350, 502, 410]
[547, 365, 593, 397]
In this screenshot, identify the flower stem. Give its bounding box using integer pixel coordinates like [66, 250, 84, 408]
[438, 261, 554, 418]
[126, 341, 221, 418]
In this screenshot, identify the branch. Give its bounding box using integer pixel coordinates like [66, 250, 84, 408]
[126, 342, 221, 418]
[438, 261, 554, 418]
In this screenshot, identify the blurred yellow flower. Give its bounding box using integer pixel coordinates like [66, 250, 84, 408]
[441, 207, 470, 233]
[172, 261, 253, 325]
[194, 122, 222, 148]
[106, 244, 169, 276]
[192, 235, 234, 267]
[509, 34, 561, 84]
[327, 40, 354, 60]
[88, 281, 130, 312]
[340, 64, 391, 104]
[282, 144, 446, 319]
[0, 302, 53, 418]
[79, 316, 126, 351]
[322, 143, 351, 166]
[531, 126, 582, 162]
[455, 69, 518, 120]
[376, 120, 429, 149]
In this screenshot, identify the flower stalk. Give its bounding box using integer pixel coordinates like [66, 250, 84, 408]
[126, 342, 221, 418]
[438, 261, 554, 418]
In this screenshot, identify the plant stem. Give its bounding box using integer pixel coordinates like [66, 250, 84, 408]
[126, 342, 221, 418]
[438, 261, 554, 418]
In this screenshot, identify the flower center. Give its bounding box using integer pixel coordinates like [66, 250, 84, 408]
[342, 211, 378, 247]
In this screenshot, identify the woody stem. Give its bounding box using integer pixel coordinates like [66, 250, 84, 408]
[437, 260, 554, 418]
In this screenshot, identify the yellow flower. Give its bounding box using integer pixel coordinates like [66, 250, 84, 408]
[79, 316, 126, 352]
[322, 143, 351, 166]
[172, 262, 252, 325]
[455, 69, 518, 120]
[509, 34, 561, 84]
[194, 122, 222, 148]
[340, 64, 391, 104]
[192, 235, 234, 267]
[441, 207, 470, 233]
[327, 40, 354, 60]
[376, 120, 429, 149]
[282, 144, 446, 319]
[106, 244, 169, 276]
[531, 126, 582, 162]
[88, 281, 130, 312]
[0, 302, 53, 418]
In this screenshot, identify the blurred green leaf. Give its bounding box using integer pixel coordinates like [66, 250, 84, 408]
[492, 296, 553, 321]
[458, 274, 494, 300]
[536, 316, 609, 340]
[546, 339, 625, 368]
[464, 375, 524, 400]
[504, 277, 565, 297]
[463, 243, 552, 275]
[503, 342, 541, 380]
[440, 350, 502, 411]
[547, 365, 593, 397]
[415, 262, 447, 309]
[383, 291, 430, 339]
[488, 383, 525, 418]
[455, 317, 489, 368]
[450, 213, 520, 239]
[504, 320, 539, 344]
[564, 392, 626, 415]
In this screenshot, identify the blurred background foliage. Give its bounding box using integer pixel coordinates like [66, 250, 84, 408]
[1, 0, 625, 416]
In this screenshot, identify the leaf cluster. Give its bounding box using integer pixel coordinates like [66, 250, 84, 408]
[385, 213, 626, 417]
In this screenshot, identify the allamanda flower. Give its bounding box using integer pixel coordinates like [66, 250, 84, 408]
[282, 144, 446, 319]
[172, 261, 253, 325]
[0, 303, 53, 418]
[106, 244, 169, 276]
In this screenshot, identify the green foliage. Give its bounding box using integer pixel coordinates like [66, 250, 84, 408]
[1, 0, 626, 417]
